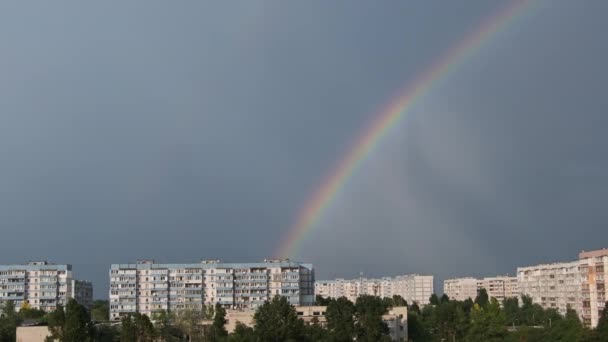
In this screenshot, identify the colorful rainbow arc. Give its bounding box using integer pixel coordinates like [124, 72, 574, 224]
[277, 0, 533, 258]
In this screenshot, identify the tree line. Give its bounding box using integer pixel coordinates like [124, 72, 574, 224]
[1, 290, 607, 341]
[408, 289, 608, 342]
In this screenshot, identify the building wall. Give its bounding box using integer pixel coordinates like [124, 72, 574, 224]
[579, 249, 608, 328]
[72, 280, 93, 309]
[385, 306, 408, 341]
[0, 261, 89, 313]
[444, 277, 478, 301]
[16, 326, 51, 342]
[109, 259, 315, 321]
[478, 276, 519, 303]
[517, 261, 580, 317]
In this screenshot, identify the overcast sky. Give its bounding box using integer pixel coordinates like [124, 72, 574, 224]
[1, 1, 607, 298]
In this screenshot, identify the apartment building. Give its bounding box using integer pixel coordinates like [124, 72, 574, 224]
[0, 261, 92, 312]
[443, 277, 478, 301]
[109, 259, 314, 321]
[315, 274, 434, 305]
[391, 275, 434, 305]
[72, 280, 93, 309]
[315, 279, 345, 299]
[478, 276, 518, 303]
[579, 248, 608, 328]
[517, 261, 580, 317]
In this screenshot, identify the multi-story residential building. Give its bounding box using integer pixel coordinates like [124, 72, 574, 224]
[315, 274, 433, 305]
[579, 248, 608, 328]
[109, 259, 314, 321]
[72, 280, 93, 309]
[390, 275, 434, 305]
[517, 261, 580, 317]
[315, 279, 345, 299]
[477, 276, 519, 303]
[444, 277, 478, 301]
[0, 261, 92, 312]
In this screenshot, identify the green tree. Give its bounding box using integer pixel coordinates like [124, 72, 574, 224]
[440, 293, 450, 304]
[546, 307, 585, 342]
[303, 316, 329, 341]
[502, 297, 519, 326]
[409, 302, 421, 315]
[475, 288, 489, 308]
[64, 298, 92, 342]
[429, 294, 440, 306]
[207, 303, 228, 342]
[253, 296, 305, 342]
[152, 310, 180, 341]
[46, 304, 66, 342]
[175, 308, 204, 342]
[133, 313, 155, 342]
[315, 295, 332, 306]
[228, 321, 255, 342]
[466, 299, 507, 342]
[120, 313, 154, 342]
[595, 302, 608, 342]
[18, 306, 46, 320]
[90, 300, 110, 322]
[94, 324, 120, 342]
[435, 301, 469, 341]
[354, 295, 389, 342]
[120, 314, 136, 342]
[392, 295, 407, 307]
[407, 310, 431, 342]
[46, 299, 93, 342]
[325, 297, 355, 341]
[0, 301, 20, 342]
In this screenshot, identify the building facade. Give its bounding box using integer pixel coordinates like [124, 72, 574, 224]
[443, 277, 478, 301]
[72, 280, 93, 309]
[315, 274, 433, 305]
[579, 249, 608, 328]
[109, 259, 314, 321]
[0, 261, 92, 312]
[517, 261, 580, 317]
[478, 276, 519, 303]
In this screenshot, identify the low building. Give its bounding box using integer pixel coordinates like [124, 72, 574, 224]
[16, 326, 51, 342]
[384, 306, 408, 341]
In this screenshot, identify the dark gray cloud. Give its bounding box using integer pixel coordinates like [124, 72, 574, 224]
[0, 0, 607, 297]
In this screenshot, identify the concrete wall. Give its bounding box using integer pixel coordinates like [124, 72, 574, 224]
[16, 326, 51, 342]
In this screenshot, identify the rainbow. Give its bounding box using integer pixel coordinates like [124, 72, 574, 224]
[277, 0, 534, 258]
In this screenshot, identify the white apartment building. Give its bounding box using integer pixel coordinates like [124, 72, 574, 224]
[517, 261, 580, 317]
[443, 277, 478, 301]
[109, 259, 314, 321]
[315, 274, 433, 305]
[0, 261, 93, 312]
[478, 276, 519, 303]
[315, 279, 345, 299]
[579, 248, 608, 328]
[391, 275, 434, 305]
